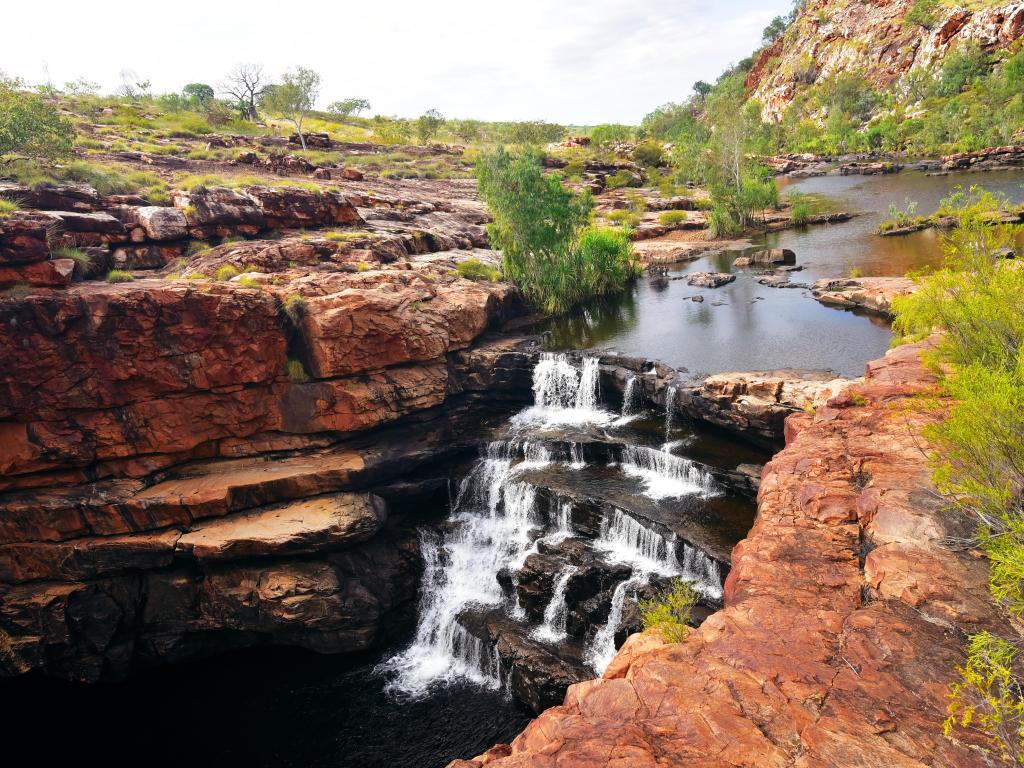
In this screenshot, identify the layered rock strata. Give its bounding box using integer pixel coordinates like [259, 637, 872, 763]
[453, 339, 1005, 768]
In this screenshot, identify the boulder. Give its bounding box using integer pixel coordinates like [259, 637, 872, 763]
[0, 212, 51, 265]
[172, 187, 265, 238]
[0, 258, 75, 288]
[749, 248, 795, 265]
[340, 168, 365, 181]
[133, 206, 188, 241]
[246, 186, 363, 229]
[686, 272, 735, 288]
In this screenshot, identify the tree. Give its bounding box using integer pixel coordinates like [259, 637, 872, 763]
[182, 83, 214, 104]
[117, 69, 151, 101]
[762, 15, 788, 44]
[0, 81, 75, 162]
[220, 63, 265, 121]
[327, 98, 370, 118]
[693, 80, 713, 103]
[450, 118, 483, 144]
[262, 66, 321, 150]
[416, 109, 444, 143]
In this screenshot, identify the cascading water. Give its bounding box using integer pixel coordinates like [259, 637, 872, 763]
[621, 375, 640, 417]
[595, 508, 681, 576]
[664, 385, 678, 440]
[567, 443, 586, 470]
[515, 353, 612, 427]
[586, 576, 647, 673]
[681, 543, 724, 602]
[532, 566, 577, 642]
[620, 445, 719, 500]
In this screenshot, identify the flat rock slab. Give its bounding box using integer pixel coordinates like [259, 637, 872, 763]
[686, 272, 735, 288]
[176, 492, 386, 562]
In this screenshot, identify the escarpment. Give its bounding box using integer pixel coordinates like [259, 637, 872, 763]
[0, 175, 541, 681]
[454, 339, 1012, 768]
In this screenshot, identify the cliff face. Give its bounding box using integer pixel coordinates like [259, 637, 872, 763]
[454, 340, 1009, 768]
[0, 175, 541, 681]
[747, 0, 1024, 121]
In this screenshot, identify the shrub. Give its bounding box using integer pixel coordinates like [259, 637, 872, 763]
[590, 124, 634, 145]
[237, 275, 260, 289]
[633, 141, 665, 167]
[659, 210, 688, 226]
[52, 247, 91, 269]
[639, 578, 697, 643]
[0, 82, 75, 161]
[215, 265, 240, 281]
[938, 43, 989, 97]
[904, 0, 940, 29]
[456, 258, 501, 282]
[105, 269, 134, 283]
[607, 209, 642, 227]
[282, 293, 307, 325]
[355, 261, 371, 272]
[944, 632, 1024, 764]
[476, 147, 637, 315]
[605, 169, 641, 190]
[0, 198, 17, 219]
[285, 358, 310, 383]
[789, 192, 813, 226]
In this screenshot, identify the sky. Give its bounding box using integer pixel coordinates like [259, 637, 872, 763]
[5, 0, 791, 125]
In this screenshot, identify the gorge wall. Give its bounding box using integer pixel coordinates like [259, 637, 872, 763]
[747, 0, 1024, 121]
[454, 339, 1009, 768]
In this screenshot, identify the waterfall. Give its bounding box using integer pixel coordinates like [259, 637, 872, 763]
[664, 385, 678, 439]
[542, 501, 574, 546]
[621, 375, 640, 417]
[379, 440, 540, 697]
[620, 445, 718, 501]
[520, 442, 552, 469]
[532, 566, 577, 642]
[586, 576, 647, 673]
[682, 543, 724, 602]
[514, 353, 612, 427]
[595, 508, 681, 575]
[567, 443, 586, 470]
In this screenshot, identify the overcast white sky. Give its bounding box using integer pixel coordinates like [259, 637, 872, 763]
[5, 0, 790, 125]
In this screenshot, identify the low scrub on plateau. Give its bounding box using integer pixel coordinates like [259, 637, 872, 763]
[892, 197, 1024, 762]
[475, 146, 639, 315]
[640, 578, 697, 643]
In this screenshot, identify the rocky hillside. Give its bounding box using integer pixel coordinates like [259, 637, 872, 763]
[747, 0, 1024, 121]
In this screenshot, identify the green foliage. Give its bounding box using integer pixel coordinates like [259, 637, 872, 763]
[371, 116, 413, 145]
[763, 14, 788, 43]
[639, 578, 697, 643]
[904, 0, 940, 29]
[589, 124, 634, 145]
[182, 83, 215, 104]
[939, 43, 989, 97]
[456, 258, 502, 282]
[263, 67, 321, 148]
[605, 169, 641, 190]
[327, 98, 371, 118]
[0, 198, 17, 218]
[789, 192, 812, 226]
[449, 118, 483, 144]
[659, 210, 689, 226]
[285, 358, 310, 382]
[105, 269, 134, 283]
[416, 109, 445, 144]
[640, 102, 699, 142]
[475, 147, 637, 314]
[52, 247, 91, 269]
[282, 293, 307, 325]
[633, 141, 665, 167]
[944, 632, 1024, 764]
[237, 275, 260, 289]
[0, 82, 75, 161]
[215, 265, 240, 281]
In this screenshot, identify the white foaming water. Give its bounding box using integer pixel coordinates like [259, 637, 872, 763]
[533, 566, 577, 642]
[682, 543, 724, 602]
[567, 443, 586, 470]
[542, 501, 574, 546]
[519, 441, 552, 469]
[664, 385, 678, 439]
[595, 508, 681, 576]
[621, 375, 640, 417]
[514, 354, 613, 428]
[380, 441, 540, 696]
[621, 445, 718, 501]
[586, 575, 647, 673]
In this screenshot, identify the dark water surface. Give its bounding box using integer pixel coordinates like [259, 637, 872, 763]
[3, 645, 532, 768]
[545, 169, 1024, 378]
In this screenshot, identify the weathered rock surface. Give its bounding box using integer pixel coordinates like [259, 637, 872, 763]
[812, 276, 916, 315]
[686, 272, 735, 288]
[456, 339, 1006, 768]
[0, 212, 52, 265]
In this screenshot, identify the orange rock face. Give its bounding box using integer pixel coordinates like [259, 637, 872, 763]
[456, 340, 1005, 768]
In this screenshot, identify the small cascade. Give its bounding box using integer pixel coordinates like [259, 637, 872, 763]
[595, 508, 681, 576]
[621, 375, 640, 417]
[620, 445, 718, 500]
[664, 385, 678, 440]
[532, 566, 577, 642]
[586, 576, 647, 673]
[567, 443, 586, 470]
[515, 353, 612, 427]
[542, 501, 574, 546]
[681, 544, 724, 602]
[520, 442, 552, 469]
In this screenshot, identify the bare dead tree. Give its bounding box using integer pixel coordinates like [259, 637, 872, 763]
[219, 63, 264, 121]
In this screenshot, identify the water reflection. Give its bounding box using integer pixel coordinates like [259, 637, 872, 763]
[544, 169, 1024, 377]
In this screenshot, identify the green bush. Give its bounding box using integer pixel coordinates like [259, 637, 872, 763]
[475, 147, 637, 314]
[282, 293, 308, 325]
[105, 269, 134, 283]
[0, 81, 75, 161]
[456, 258, 501, 282]
[285, 358, 310, 383]
[904, 0, 940, 29]
[633, 141, 665, 167]
[215, 265, 240, 281]
[605, 169, 641, 190]
[938, 43, 989, 97]
[52, 247, 91, 269]
[659, 210, 688, 226]
[0, 198, 17, 219]
[639, 578, 697, 643]
[589, 124, 634, 145]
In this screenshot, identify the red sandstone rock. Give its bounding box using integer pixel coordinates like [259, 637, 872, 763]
[0, 212, 52, 265]
[811, 276, 916, 315]
[0, 258, 75, 288]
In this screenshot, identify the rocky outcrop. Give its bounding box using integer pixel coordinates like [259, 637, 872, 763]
[811, 276, 916, 315]
[942, 144, 1024, 171]
[747, 0, 1024, 122]
[456, 339, 1007, 768]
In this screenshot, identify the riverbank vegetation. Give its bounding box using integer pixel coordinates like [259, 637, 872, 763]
[640, 578, 697, 643]
[475, 147, 638, 315]
[891, 195, 1024, 762]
